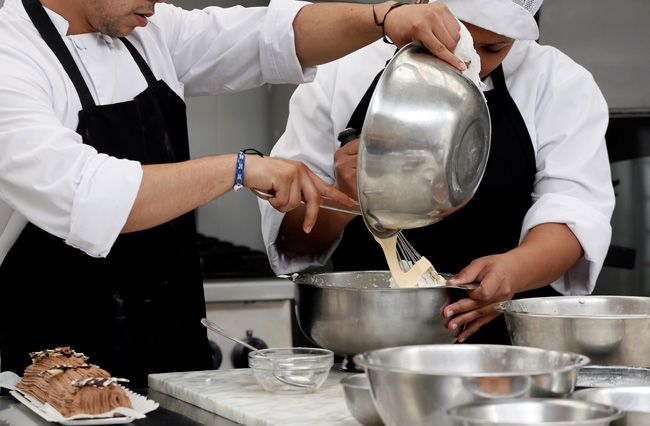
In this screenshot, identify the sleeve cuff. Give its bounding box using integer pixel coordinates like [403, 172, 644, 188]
[521, 194, 612, 295]
[259, 198, 339, 274]
[67, 156, 142, 257]
[262, 0, 317, 84]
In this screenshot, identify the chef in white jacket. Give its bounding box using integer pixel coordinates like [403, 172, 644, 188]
[260, 0, 615, 344]
[0, 0, 469, 386]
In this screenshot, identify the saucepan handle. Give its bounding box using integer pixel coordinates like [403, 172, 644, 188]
[252, 188, 362, 215]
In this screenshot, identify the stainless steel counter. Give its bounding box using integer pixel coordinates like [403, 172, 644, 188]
[203, 277, 294, 303]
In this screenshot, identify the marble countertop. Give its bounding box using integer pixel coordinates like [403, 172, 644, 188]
[149, 367, 360, 426]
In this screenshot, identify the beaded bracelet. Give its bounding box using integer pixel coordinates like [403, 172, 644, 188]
[233, 148, 264, 192]
[373, 2, 408, 45]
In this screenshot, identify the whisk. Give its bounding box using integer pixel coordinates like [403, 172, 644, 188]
[395, 231, 446, 285]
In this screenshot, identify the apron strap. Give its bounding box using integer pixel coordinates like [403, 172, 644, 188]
[120, 37, 158, 86]
[345, 68, 384, 136]
[22, 0, 96, 109]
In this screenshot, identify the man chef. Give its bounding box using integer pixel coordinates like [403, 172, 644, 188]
[0, 0, 468, 387]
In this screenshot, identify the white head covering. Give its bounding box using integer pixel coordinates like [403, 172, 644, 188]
[437, 0, 544, 40]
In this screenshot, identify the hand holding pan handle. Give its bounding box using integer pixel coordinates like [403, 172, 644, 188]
[252, 188, 361, 215]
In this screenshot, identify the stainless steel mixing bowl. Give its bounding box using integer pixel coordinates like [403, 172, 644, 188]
[358, 41, 490, 237]
[447, 398, 623, 426]
[354, 344, 590, 426]
[340, 374, 385, 426]
[572, 387, 650, 426]
[291, 271, 472, 370]
[495, 296, 650, 367]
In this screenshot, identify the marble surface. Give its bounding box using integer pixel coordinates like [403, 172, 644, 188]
[148, 367, 361, 426]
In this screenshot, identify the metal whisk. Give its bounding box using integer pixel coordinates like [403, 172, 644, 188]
[396, 231, 445, 285]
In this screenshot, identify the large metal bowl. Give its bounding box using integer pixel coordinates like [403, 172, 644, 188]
[447, 398, 623, 426]
[354, 344, 590, 426]
[495, 296, 650, 367]
[358, 41, 490, 237]
[292, 271, 471, 370]
[572, 387, 650, 426]
[340, 374, 385, 426]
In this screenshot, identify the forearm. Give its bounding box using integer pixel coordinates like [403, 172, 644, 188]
[444, 222, 584, 341]
[277, 206, 353, 255]
[507, 222, 584, 293]
[293, 1, 465, 70]
[293, 2, 393, 68]
[123, 155, 237, 233]
[124, 153, 354, 234]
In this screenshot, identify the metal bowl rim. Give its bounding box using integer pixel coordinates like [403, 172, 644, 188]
[495, 295, 650, 319]
[354, 344, 590, 377]
[446, 398, 624, 424]
[291, 271, 471, 292]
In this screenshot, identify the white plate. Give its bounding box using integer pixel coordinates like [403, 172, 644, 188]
[10, 386, 158, 425]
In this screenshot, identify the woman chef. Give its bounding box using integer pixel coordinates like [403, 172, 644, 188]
[0, 0, 469, 387]
[259, 0, 615, 344]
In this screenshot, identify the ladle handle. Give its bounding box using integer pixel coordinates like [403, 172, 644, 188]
[337, 127, 359, 146]
[251, 189, 361, 215]
[201, 318, 266, 357]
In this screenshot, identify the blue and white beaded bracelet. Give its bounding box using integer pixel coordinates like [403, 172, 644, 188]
[233, 149, 264, 192]
[233, 151, 246, 192]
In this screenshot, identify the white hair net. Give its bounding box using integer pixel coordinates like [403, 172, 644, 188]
[437, 0, 544, 40]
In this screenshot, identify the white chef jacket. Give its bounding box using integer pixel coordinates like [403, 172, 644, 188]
[259, 39, 615, 295]
[0, 0, 314, 263]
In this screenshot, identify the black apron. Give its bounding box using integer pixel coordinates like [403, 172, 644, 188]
[332, 64, 561, 345]
[0, 0, 213, 388]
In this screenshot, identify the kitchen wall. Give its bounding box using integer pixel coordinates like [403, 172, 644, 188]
[538, 0, 650, 296]
[166, 0, 297, 252]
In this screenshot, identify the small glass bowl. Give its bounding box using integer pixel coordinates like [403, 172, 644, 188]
[248, 347, 334, 394]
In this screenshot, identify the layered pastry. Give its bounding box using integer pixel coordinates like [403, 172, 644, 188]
[16, 346, 133, 417]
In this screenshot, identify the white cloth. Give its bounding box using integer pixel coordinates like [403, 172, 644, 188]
[0, 0, 313, 263]
[259, 39, 615, 295]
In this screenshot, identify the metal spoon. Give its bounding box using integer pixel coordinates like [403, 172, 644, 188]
[200, 318, 317, 389]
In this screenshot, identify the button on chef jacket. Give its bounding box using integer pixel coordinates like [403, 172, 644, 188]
[259, 39, 615, 296]
[0, 0, 315, 264]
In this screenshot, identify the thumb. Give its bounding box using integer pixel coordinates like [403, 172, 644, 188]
[447, 265, 480, 286]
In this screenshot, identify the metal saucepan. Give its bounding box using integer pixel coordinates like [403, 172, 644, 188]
[254, 42, 490, 239]
[358, 41, 490, 237]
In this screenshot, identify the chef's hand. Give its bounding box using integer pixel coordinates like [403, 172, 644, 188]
[245, 155, 355, 234]
[442, 253, 524, 342]
[442, 223, 584, 342]
[383, 2, 466, 71]
[333, 138, 360, 200]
